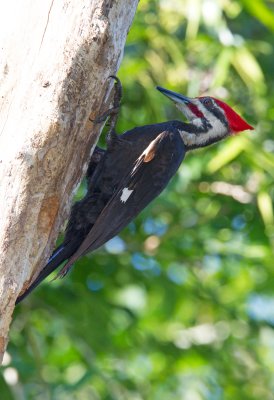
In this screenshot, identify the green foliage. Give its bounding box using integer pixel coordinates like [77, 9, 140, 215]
[4, 1, 274, 398]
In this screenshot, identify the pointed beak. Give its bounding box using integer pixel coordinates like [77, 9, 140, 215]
[156, 86, 202, 122]
[156, 86, 191, 104]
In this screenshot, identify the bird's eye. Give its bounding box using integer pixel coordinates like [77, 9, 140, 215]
[202, 98, 212, 107]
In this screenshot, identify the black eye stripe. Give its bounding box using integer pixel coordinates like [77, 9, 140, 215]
[200, 98, 228, 128]
[210, 106, 228, 127]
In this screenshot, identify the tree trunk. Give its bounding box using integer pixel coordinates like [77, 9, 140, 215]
[0, 0, 138, 363]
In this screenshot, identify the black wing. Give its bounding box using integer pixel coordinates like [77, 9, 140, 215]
[58, 131, 185, 276]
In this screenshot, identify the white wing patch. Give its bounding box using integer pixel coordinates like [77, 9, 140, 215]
[120, 187, 134, 203]
[132, 135, 161, 174]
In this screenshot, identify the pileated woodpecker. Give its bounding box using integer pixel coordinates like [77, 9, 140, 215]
[16, 78, 253, 304]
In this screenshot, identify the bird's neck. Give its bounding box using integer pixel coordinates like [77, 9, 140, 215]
[178, 119, 229, 150]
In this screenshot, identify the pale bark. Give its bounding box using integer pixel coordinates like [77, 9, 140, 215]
[0, 0, 138, 362]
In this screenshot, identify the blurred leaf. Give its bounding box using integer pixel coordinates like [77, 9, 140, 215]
[240, 0, 274, 32]
[257, 191, 274, 227]
[207, 136, 248, 173]
[232, 47, 266, 93]
[212, 47, 233, 87]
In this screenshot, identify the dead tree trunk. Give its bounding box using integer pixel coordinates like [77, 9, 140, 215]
[0, 0, 138, 362]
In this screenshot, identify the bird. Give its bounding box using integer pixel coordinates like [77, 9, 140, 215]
[16, 78, 253, 304]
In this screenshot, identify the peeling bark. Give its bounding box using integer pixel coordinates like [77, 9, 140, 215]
[0, 0, 138, 363]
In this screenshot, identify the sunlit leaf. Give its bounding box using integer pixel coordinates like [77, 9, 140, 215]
[232, 47, 266, 93]
[257, 191, 274, 227]
[240, 0, 274, 32]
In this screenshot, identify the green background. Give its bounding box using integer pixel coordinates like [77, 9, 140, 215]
[4, 0, 274, 398]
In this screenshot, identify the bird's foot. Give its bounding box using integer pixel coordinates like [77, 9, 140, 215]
[93, 106, 119, 124]
[92, 76, 122, 147]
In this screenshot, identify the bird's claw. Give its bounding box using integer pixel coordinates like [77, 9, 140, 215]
[91, 76, 122, 125]
[92, 106, 120, 124]
[109, 76, 122, 110]
[91, 75, 123, 148]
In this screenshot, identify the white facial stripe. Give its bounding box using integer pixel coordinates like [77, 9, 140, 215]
[179, 130, 207, 147]
[197, 102, 227, 136]
[179, 101, 228, 148]
[120, 187, 133, 203]
[207, 118, 227, 137]
[192, 118, 204, 127]
[179, 118, 227, 147]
